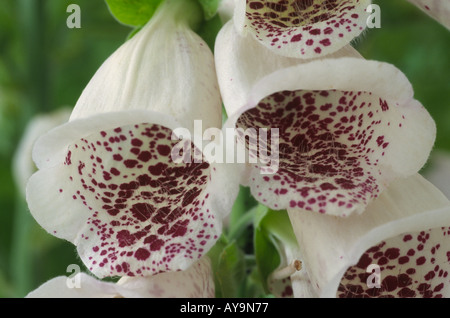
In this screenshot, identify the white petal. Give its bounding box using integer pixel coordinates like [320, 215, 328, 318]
[70, 0, 222, 142]
[26, 273, 118, 298]
[116, 257, 215, 298]
[218, 0, 236, 23]
[233, 0, 371, 58]
[288, 174, 450, 297]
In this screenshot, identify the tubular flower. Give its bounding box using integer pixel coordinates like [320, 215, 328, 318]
[406, 0, 450, 29]
[26, 0, 238, 279]
[232, 0, 371, 58]
[216, 28, 435, 216]
[286, 174, 450, 298]
[26, 257, 214, 298]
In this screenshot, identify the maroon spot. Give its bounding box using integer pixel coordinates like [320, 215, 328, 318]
[149, 162, 168, 176]
[107, 208, 120, 216]
[110, 168, 120, 176]
[398, 287, 415, 297]
[320, 182, 337, 191]
[131, 138, 143, 147]
[113, 154, 123, 161]
[144, 235, 165, 251]
[249, 1, 264, 9]
[167, 219, 189, 237]
[385, 248, 400, 260]
[65, 151, 72, 165]
[78, 162, 85, 175]
[182, 188, 202, 207]
[383, 275, 398, 292]
[122, 262, 130, 273]
[291, 34, 302, 42]
[134, 248, 150, 261]
[137, 174, 151, 186]
[319, 39, 331, 46]
[124, 159, 138, 168]
[398, 256, 409, 265]
[130, 203, 154, 221]
[416, 256, 426, 266]
[157, 145, 171, 156]
[116, 230, 136, 247]
[137, 151, 152, 162]
[356, 253, 372, 269]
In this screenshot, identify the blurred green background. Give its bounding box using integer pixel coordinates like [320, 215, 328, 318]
[0, 0, 448, 297]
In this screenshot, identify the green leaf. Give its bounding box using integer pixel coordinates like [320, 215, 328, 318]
[105, 0, 165, 27]
[196, 0, 221, 20]
[253, 205, 298, 293]
[216, 241, 246, 297]
[258, 207, 297, 247]
[254, 225, 280, 293]
[207, 236, 246, 298]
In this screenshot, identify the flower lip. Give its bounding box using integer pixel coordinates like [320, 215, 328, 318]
[26, 257, 215, 298]
[235, 0, 372, 58]
[287, 174, 450, 298]
[337, 226, 450, 298]
[27, 110, 224, 278]
[225, 58, 435, 215]
[32, 110, 184, 171]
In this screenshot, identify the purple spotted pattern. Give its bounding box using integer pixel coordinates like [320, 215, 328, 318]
[338, 227, 450, 298]
[60, 123, 218, 277]
[268, 277, 294, 297]
[236, 89, 404, 216]
[245, 0, 368, 57]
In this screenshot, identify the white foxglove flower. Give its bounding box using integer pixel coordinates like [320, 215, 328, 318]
[287, 174, 450, 298]
[232, 0, 371, 58]
[216, 27, 435, 216]
[407, 0, 450, 29]
[26, 0, 238, 279]
[26, 257, 214, 298]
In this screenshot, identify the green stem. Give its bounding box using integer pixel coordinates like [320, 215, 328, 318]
[10, 0, 48, 297]
[227, 207, 257, 242]
[11, 195, 33, 297]
[153, 0, 203, 30]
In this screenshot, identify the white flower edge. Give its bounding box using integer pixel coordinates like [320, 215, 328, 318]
[26, 257, 214, 298]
